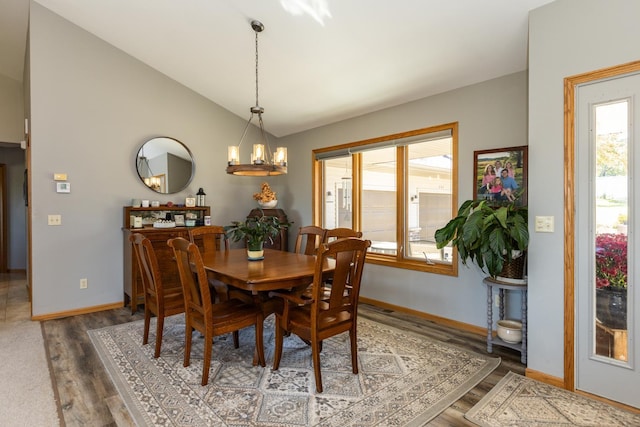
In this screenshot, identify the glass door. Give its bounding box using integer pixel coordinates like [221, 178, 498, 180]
[593, 101, 629, 361]
[576, 73, 639, 407]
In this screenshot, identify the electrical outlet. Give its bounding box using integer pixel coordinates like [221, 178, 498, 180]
[80, 278, 88, 289]
[47, 214, 62, 226]
[494, 294, 501, 307]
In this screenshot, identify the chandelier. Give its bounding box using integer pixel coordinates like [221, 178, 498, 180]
[137, 148, 162, 191]
[227, 20, 287, 176]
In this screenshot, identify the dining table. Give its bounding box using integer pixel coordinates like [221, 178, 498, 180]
[201, 248, 335, 294]
[202, 248, 335, 365]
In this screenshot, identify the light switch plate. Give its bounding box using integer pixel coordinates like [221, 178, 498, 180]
[535, 216, 554, 232]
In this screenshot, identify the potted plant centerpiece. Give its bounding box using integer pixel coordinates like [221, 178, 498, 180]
[434, 198, 529, 281]
[225, 210, 289, 260]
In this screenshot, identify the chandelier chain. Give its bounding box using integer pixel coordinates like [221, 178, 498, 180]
[255, 30, 260, 108]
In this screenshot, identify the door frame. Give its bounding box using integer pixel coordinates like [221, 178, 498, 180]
[564, 60, 640, 393]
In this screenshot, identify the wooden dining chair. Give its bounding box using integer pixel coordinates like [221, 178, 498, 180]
[129, 233, 185, 358]
[188, 225, 229, 252]
[189, 225, 245, 347]
[168, 237, 265, 386]
[271, 237, 371, 393]
[294, 225, 327, 255]
[188, 226, 232, 302]
[322, 228, 363, 289]
[324, 227, 363, 242]
[291, 226, 329, 301]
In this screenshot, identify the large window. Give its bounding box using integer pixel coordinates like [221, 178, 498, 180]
[313, 123, 458, 275]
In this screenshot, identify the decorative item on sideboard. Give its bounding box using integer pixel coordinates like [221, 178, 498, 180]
[122, 205, 210, 229]
[196, 188, 206, 207]
[253, 182, 277, 208]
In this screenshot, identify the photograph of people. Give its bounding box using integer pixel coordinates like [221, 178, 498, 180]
[494, 160, 503, 176]
[500, 167, 518, 193]
[479, 164, 497, 194]
[505, 161, 515, 178]
[488, 177, 503, 197]
[474, 146, 527, 206]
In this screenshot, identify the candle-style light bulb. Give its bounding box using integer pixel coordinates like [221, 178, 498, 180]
[275, 147, 287, 165]
[228, 146, 239, 165]
[253, 144, 265, 164]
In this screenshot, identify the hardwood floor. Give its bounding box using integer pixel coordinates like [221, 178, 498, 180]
[43, 309, 144, 427]
[40, 300, 526, 426]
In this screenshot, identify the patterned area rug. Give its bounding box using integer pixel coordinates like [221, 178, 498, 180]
[465, 371, 640, 426]
[88, 314, 500, 426]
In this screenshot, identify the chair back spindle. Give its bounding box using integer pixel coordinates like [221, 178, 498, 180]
[294, 225, 327, 255]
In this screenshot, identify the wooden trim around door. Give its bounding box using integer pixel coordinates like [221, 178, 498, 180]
[564, 60, 640, 391]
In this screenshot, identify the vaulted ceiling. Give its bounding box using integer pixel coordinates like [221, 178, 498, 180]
[1, 0, 554, 136]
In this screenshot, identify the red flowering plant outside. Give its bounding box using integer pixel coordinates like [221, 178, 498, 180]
[595, 233, 627, 290]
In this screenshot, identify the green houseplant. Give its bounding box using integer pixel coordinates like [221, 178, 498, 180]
[225, 210, 289, 259]
[434, 199, 529, 279]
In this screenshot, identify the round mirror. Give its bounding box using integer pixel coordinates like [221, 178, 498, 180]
[136, 137, 194, 194]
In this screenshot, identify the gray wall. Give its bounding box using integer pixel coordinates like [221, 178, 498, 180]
[528, 0, 640, 378]
[28, 2, 283, 316]
[0, 74, 23, 143]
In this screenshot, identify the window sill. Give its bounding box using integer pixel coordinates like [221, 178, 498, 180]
[366, 254, 457, 276]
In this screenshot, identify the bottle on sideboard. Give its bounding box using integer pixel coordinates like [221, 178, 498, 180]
[196, 188, 206, 207]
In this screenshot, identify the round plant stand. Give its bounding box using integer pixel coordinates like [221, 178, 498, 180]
[483, 277, 528, 364]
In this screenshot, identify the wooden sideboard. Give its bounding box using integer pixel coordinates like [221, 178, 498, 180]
[247, 208, 289, 251]
[123, 205, 210, 313]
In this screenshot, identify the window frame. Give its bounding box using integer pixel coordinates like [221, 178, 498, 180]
[312, 122, 458, 275]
